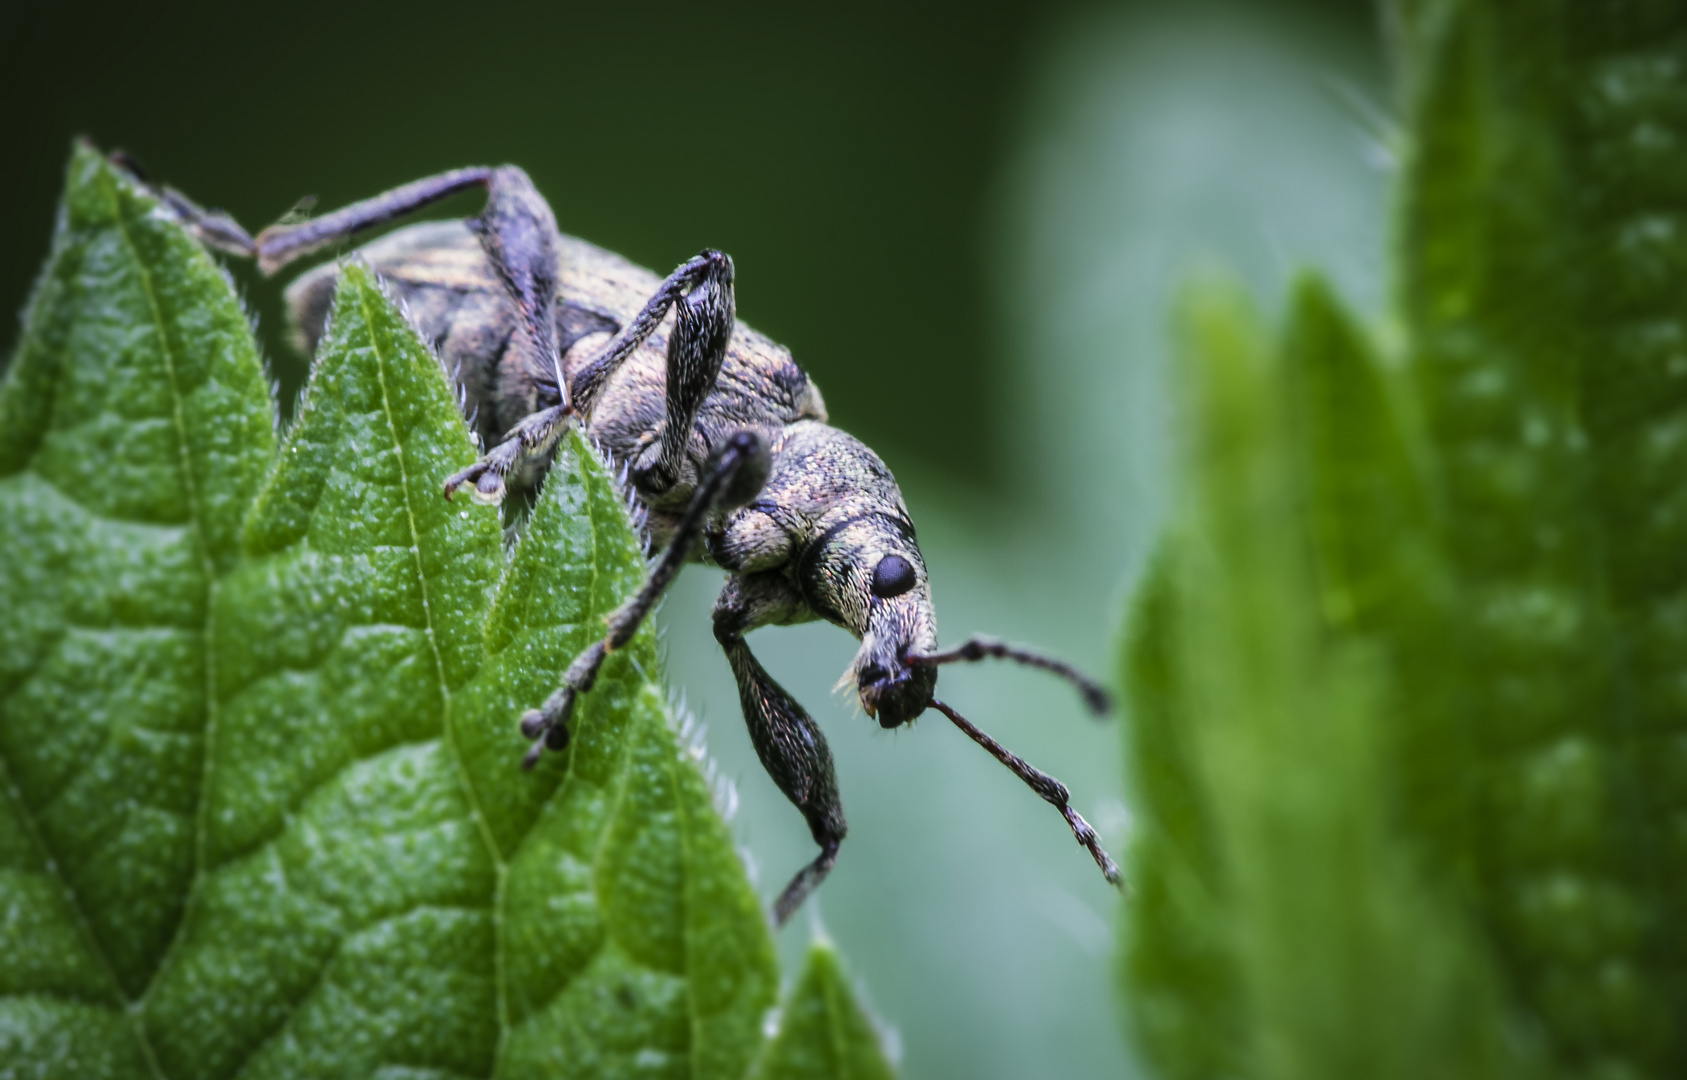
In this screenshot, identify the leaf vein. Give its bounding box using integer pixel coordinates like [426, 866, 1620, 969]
[356, 272, 507, 1076]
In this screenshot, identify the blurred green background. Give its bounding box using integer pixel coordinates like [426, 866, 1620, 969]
[2, 2, 1385, 1076]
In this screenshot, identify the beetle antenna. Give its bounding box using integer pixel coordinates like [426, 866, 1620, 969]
[931, 698, 1122, 889]
[909, 635, 1112, 715]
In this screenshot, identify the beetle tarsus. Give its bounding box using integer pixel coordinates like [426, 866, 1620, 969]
[107, 154, 259, 259]
[443, 459, 504, 503]
[444, 404, 573, 504]
[520, 739, 547, 771]
[772, 840, 842, 928]
[1061, 805, 1123, 886]
[518, 708, 548, 741]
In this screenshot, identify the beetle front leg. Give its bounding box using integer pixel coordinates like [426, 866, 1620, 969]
[517, 430, 771, 767]
[712, 572, 847, 927]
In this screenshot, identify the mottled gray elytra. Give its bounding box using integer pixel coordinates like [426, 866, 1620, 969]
[136, 159, 1123, 926]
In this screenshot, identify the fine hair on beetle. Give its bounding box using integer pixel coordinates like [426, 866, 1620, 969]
[125, 153, 1125, 926]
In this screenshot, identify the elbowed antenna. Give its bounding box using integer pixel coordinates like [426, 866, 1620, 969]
[908, 635, 1113, 715]
[931, 699, 1122, 888]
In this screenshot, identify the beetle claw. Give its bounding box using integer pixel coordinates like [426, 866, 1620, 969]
[516, 691, 575, 769]
[443, 461, 506, 504]
[518, 708, 547, 740]
[520, 739, 546, 771]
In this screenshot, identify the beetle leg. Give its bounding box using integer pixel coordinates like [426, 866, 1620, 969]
[517, 430, 771, 767]
[566, 250, 732, 418]
[712, 572, 847, 927]
[442, 404, 572, 504]
[252, 167, 494, 273]
[164, 191, 260, 258]
[629, 251, 734, 497]
[446, 247, 734, 504]
[254, 165, 568, 507]
[258, 166, 565, 400]
[105, 153, 260, 258]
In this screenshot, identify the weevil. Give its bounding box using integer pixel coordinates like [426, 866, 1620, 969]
[133, 160, 1123, 925]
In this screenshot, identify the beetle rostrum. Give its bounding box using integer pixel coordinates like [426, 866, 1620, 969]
[132, 158, 1124, 927]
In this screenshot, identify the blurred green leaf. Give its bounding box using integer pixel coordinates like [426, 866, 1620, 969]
[750, 942, 896, 1080]
[0, 146, 783, 1079]
[1118, 546, 1241, 1080]
[1399, 0, 1687, 1068]
[1122, 1, 1687, 1077]
[1123, 277, 1516, 1080]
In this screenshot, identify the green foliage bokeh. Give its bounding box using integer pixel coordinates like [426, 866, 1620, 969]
[1121, 2, 1687, 1078]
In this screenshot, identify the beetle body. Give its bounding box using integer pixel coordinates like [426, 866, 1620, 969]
[286, 220, 941, 725]
[287, 222, 823, 531]
[138, 160, 1115, 925]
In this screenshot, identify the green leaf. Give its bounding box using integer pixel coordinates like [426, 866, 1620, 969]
[1, 147, 781, 1079]
[1122, 276, 1516, 1080]
[1118, 546, 1240, 1080]
[466, 428, 780, 1079]
[1400, 0, 1687, 1069]
[1121, 3, 1687, 1077]
[750, 942, 896, 1080]
[0, 142, 275, 1074]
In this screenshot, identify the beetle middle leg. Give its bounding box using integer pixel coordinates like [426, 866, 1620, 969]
[444, 247, 735, 504]
[517, 430, 771, 768]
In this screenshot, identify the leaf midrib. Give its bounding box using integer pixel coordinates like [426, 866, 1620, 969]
[0, 157, 196, 1080]
[101, 158, 213, 1080]
[823, 952, 855, 1080]
[355, 273, 513, 1072]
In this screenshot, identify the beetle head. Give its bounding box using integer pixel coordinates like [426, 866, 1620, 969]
[799, 512, 938, 728]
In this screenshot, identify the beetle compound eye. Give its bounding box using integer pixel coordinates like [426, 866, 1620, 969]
[871, 554, 917, 598]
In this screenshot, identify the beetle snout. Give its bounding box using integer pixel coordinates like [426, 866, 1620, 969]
[858, 658, 935, 729]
